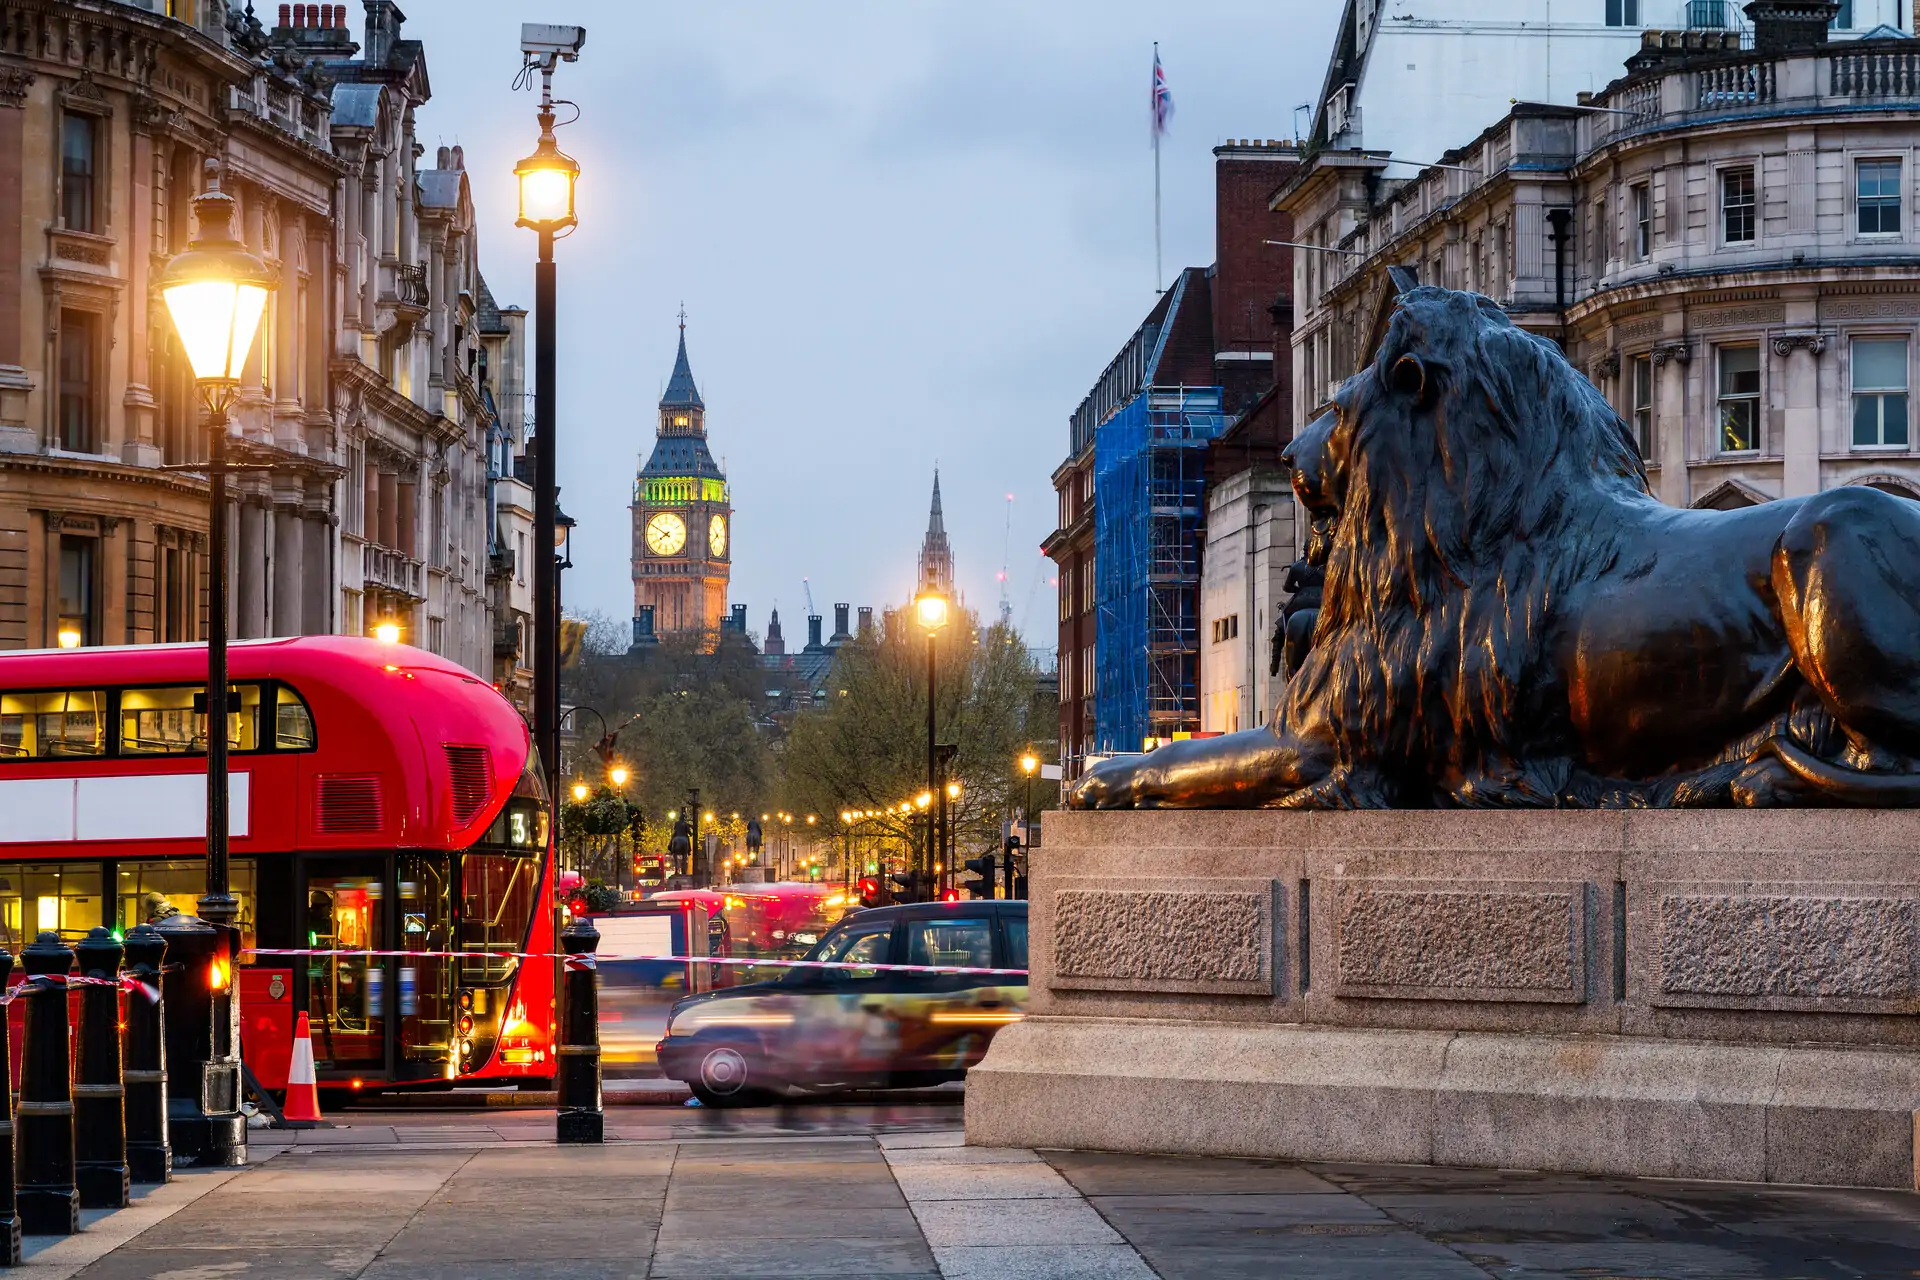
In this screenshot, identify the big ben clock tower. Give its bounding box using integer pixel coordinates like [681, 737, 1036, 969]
[632, 316, 731, 638]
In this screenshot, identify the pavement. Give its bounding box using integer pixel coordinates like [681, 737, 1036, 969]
[16, 1103, 1920, 1279]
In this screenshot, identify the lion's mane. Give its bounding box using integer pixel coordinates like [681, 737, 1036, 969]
[1285, 288, 1656, 806]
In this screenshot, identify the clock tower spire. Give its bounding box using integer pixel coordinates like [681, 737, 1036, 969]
[632, 315, 732, 639]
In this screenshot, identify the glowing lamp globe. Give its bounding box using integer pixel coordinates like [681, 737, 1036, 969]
[159, 173, 274, 394]
[609, 765, 629, 787]
[915, 592, 949, 632]
[373, 621, 401, 644]
[571, 782, 590, 802]
[1020, 751, 1039, 776]
[514, 124, 580, 233]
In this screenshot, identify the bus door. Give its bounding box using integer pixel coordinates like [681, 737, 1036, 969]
[300, 858, 387, 1077]
[397, 853, 455, 1079]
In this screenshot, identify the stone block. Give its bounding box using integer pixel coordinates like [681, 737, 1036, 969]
[1052, 880, 1278, 995]
[1333, 881, 1586, 1003]
[1653, 887, 1920, 1013]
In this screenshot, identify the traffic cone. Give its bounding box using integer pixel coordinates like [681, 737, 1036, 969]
[282, 1011, 324, 1127]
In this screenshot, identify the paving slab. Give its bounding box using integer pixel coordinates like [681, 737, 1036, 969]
[889, 1160, 1082, 1201]
[932, 1242, 1159, 1280]
[644, 1234, 939, 1277]
[908, 1196, 1123, 1248]
[1048, 1150, 1342, 1196]
[659, 1204, 921, 1240]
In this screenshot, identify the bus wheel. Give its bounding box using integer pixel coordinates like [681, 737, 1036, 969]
[691, 1044, 767, 1108]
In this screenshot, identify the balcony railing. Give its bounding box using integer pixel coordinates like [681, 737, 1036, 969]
[362, 544, 426, 600]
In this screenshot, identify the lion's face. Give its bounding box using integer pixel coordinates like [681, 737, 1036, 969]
[1282, 406, 1345, 565]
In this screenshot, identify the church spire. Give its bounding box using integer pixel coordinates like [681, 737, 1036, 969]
[918, 469, 954, 595]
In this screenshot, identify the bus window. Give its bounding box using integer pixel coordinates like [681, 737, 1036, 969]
[118, 685, 263, 755]
[117, 858, 258, 959]
[0, 863, 108, 945]
[1, 690, 106, 758]
[306, 867, 384, 1067]
[275, 686, 316, 750]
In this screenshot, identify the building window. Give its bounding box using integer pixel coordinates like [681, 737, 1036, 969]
[1857, 159, 1902, 236]
[158, 542, 192, 643]
[1631, 354, 1655, 460]
[57, 535, 96, 648]
[1633, 184, 1652, 260]
[1589, 197, 1608, 280]
[1082, 646, 1095, 700]
[58, 310, 97, 453]
[1081, 558, 1094, 615]
[60, 113, 97, 234]
[515, 531, 527, 585]
[1717, 345, 1761, 452]
[1834, 0, 1854, 27]
[1721, 168, 1755, 245]
[1852, 338, 1910, 449]
[1605, 0, 1640, 23]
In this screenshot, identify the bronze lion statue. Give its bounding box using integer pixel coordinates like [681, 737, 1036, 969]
[1069, 285, 1920, 809]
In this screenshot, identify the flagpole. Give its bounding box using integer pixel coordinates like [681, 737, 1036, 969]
[1152, 41, 1163, 294]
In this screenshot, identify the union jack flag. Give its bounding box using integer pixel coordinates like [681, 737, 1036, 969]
[1152, 47, 1174, 139]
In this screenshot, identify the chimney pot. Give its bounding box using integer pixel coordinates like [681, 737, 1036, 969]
[279, 4, 291, 27]
[451, 144, 464, 170]
[436, 144, 451, 169]
[293, 3, 306, 26]
[336, 4, 348, 27]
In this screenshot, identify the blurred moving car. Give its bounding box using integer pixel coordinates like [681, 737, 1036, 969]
[656, 899, 1028, 1106]
[651, 882, 853, 984]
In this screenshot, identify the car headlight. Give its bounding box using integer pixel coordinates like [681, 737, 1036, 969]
[791, 932, 818, 946]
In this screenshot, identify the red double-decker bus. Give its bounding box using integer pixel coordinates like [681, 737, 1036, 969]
[0, 635, 554, 1091]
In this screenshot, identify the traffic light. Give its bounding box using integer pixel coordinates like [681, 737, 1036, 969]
[1002, 835, 1024, 901]
[961, 854, 997, 900]
[858, 876, 887, 908]
[890, 870, 925, 903]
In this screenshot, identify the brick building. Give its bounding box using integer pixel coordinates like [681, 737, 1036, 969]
[1044, 141, 1298, 773]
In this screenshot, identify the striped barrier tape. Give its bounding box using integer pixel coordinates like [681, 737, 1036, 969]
[242, 947, 1027, 978]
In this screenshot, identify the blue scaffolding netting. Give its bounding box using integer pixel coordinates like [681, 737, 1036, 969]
[1092, 384, 1226, 755]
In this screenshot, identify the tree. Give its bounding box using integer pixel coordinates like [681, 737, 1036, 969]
[560, 617, 772, 870]
[781, 608, 1059, 871]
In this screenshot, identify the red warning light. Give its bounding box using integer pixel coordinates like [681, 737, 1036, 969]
[941, 889, 960, 903]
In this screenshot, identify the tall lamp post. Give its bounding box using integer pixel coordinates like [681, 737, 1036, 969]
[159, 163, 274, 1168]
[515, 40, 583, 811]
[915, 590, 948, 893]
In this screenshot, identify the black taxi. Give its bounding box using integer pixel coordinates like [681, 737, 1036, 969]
[656, 899, 1027, 1106]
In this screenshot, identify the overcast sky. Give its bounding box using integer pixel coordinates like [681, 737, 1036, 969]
[410, 1, 1340, 648]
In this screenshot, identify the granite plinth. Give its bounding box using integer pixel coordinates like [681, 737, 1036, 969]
[967, 810, 1920, 1189]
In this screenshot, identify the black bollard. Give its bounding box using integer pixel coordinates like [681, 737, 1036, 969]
[153, 913, 244, 1168]
[0, 951, 21, 1264]
[17, 932, 78, 1235]
[122, 925, 170, 1184]
[73, 927, 128, 1209]
[555, 917, 603, 1144]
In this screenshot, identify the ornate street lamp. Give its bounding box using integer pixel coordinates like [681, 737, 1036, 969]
[516, 36, 584, 818]
[157, 163, 274, 1170]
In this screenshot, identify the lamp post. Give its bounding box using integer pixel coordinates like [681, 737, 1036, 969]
[516, 44, 583, 817]
[915, 590, 948, 891]
[159, 165, 274, 1170]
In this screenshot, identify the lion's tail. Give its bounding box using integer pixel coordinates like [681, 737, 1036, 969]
[1764, 738, 1920, 805]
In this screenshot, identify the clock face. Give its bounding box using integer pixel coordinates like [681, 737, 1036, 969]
[645, 512, 687, 556]
[708, 513, 728, 557]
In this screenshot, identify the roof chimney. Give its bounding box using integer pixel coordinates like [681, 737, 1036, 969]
[805, 615, 825, 653]
[1743, 0, 1840, 52]
[730, 603, 747, 634]
[830, 603, 851, 644]
[436, 144, 451, 169]
[857, 606, 874, 639]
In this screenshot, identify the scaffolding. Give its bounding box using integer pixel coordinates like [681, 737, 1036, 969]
[1092, 383, 1226, 755]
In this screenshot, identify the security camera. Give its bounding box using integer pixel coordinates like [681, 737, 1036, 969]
[521, 23, 586, 71]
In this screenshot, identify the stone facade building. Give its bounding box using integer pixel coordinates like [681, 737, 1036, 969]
[1279, 10, 1920, 513]
[0, 0, 532, 696]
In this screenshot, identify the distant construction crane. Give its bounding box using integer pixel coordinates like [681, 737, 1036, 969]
[802, 577, 816, 618]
